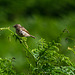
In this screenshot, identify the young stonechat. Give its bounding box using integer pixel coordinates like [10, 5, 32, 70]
[13, 24, 35, 38]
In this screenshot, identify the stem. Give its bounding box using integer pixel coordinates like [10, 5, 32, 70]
[0, 27, 35, 68]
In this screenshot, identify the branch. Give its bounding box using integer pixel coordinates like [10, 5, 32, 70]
[0, 27, 36, 68]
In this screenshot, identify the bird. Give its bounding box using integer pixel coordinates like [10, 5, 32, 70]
[13, 24, 35, 38]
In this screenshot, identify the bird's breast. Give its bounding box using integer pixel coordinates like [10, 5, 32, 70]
[21, 30, 30, 37]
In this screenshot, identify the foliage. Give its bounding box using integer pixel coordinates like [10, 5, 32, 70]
[0, 0, 75, 74]
[0, 27, 75, 75]
[68, 47, 75, 55]
[0, 58, 16, 75]
[0, 27, 36, 74]
[32, 38, 75, 75]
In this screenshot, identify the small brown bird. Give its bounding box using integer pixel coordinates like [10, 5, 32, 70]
[13, 24, 35, 38]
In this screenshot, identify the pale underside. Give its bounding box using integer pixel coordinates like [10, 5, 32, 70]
[16, 29, 30, 37]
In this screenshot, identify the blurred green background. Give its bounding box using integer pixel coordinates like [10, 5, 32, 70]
[0, 0, 75, 74]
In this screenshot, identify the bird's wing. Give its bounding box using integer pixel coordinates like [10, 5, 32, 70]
[20, 27, 29, 34]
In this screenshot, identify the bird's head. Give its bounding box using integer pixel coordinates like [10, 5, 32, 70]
[13, 24, 21, 28]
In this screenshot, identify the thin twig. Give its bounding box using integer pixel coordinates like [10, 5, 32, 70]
[0, 27, 35, 68]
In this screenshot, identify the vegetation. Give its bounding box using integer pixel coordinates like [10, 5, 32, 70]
[0, 0, 75, 75]
[0, 27, 75, 75]
[0, 58, 16, 75]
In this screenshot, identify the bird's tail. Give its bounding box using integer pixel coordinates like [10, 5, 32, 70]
[30, 35, 35, 39]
